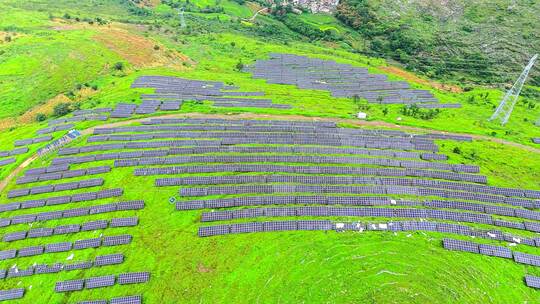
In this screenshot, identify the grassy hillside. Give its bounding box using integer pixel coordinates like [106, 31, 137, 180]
[335, 0, 540, 85]
[0, 1, 540, 302]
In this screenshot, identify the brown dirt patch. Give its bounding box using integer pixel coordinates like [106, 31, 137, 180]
[92, 24, 192, 70]
[197, 263, 214, 273]
[0, 88, 99, 129]
[48, 20, 193, 69]
[18, 94, 72, 124]
[246, 1, 263, 13]
[380, 65, 462, 93]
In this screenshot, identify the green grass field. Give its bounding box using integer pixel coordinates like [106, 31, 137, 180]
[1, 0, 540, 303]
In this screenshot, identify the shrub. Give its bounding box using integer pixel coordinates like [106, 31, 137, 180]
[53, 103, 72, 117]
[35, 113, 47, 122]
[113, 62, 124, 71]
[235, 59, 244, 71]
[452, 147, 461, 154]
[153, 44, 160, 50]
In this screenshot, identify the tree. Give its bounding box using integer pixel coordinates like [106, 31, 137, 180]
[53, 103, 72, 117]
[35, 113, 47, 122]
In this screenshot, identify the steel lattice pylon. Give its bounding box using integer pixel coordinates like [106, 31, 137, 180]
[489, 54, 538, 125]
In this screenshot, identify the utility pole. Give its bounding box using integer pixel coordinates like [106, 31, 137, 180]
[178, 8, 186, 28]
[489, 54, 538, 125]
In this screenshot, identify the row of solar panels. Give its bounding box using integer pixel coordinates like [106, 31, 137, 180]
[0, 253, 124, 280]
[140, 118, 337, 128]
[86, 134, 439, 152]
[59, 142, 439, 162]
[135, 164, 487, 184]
[162, 174, 538, 199]
[176, 193, 540, 224]
[0, 188, 123, 214]
[8, 177, 104, 198]
[73, 108, 111, 116]
[49, 114, 107, 126]
[58, 144, 445, 161]
[36, 123, 74, 135]
[0, 234, 132, 261]
[55, 272, 149, 292]
[197, 220, 537, 248]
[112, 154, 477, 173]
[91, 123, 437, 139]
[0, 199, 143, 228]
[87, 128, 434, 145]
[198, 206, 540, 235]
[14, 135, 52, 147]
[3, 216, 138, 242]
[0, 158, 15, 167]
[0, 146, 28, 157]
[18, 165, 110, 184]
[179, 184, 537, 208]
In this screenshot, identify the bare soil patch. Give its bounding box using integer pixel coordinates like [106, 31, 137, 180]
[380, 65, 462, 93]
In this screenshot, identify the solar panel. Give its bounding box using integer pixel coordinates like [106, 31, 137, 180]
[117, 272, 150, 285]
[94, 254, 124, 267]
[85, 275, 116, 289]
[525, 275, 540, 289]
[55, 279, 85, 292]
[78, 300, 108, 304]
[0, 288, 25, 301]
[102, 234, 132, 246]
[110, 295, 142, 304]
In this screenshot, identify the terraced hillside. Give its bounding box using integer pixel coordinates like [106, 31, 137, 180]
[0, 113, 539, 303]
[1, 0, 540, 303]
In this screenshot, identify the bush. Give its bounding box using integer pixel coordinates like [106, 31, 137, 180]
[235, 59, 244, 71]
[35, 113, 47, 122]
[53, 103, 72, 117]
[400, 104, 440, 120]
[452, 147, 461, 154]
[113, 62, 124, 71]
[153, 44, 160, 50]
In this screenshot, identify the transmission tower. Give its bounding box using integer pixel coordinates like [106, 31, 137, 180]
[489, 54, 538, 125]
[178, 8, 186, 28]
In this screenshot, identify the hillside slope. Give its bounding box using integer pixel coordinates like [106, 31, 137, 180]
[336, 0, 540, 85]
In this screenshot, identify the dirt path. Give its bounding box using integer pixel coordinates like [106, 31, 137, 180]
[0, 155, 38, 193]
[1, 112, 538, 193]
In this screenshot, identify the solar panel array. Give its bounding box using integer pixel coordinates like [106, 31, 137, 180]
[7, 177, 104, 198]
[14, 135, 52, 147]
[48, 113, 108, 126]
[0, 253, 124, 281]
[2, 115, 538, 298]
[198, 220, 539, 248]
[0, 158, 15, 167]
[55, 272, 149, 292]
[0, 147, 28, 158]
[3, 216, 138, 242]
[131, 75, 291, 109]
[16, 165, 110, 184]
[243, 53, 457, 107]
[36, 123, 74, 135]
[0, 288, 25, 301]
